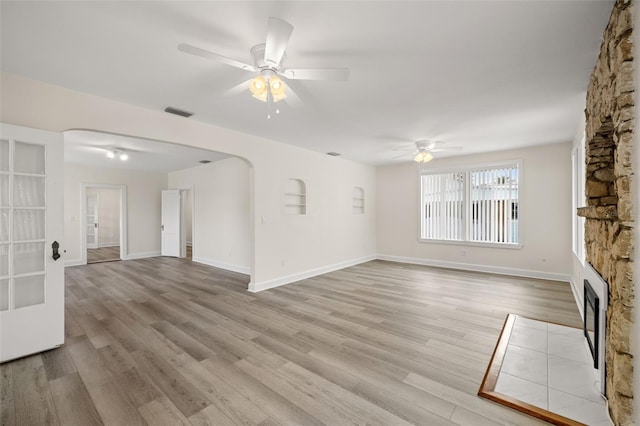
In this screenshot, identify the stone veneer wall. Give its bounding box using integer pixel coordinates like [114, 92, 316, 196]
[577, 1, 635, 424]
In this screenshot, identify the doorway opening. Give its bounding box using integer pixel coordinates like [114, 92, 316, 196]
[81, 183, 127, 265]
[160, 187, 193, 260]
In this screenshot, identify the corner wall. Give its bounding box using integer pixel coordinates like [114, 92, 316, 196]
[168, 157, 251, 274]
[377, 143, 573, 280]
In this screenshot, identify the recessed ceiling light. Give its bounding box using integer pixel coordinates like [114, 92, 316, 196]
[119, 152, 129, 161]
[106, 150, 115, 159]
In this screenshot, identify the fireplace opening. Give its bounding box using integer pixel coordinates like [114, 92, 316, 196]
[583, 279, 600, 369]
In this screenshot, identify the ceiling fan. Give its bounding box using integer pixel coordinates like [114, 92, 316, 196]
[393, 140, 463, 163]
[178, 17, 350, 118]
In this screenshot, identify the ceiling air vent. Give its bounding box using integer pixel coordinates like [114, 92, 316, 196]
[199, 160, 212, 164]
[164, 106, 194, 118]
[327, 152, 341, 156]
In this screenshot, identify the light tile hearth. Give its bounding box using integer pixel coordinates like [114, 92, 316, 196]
[493, 316, 611, 425]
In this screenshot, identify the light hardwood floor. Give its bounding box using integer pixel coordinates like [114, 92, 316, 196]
[0, 258, 582, 425]
[87, 246, 121, 264]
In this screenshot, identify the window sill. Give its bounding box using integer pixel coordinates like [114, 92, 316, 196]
[418, 238, 523, 250]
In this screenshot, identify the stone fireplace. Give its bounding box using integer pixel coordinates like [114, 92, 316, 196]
[576, 0, 634, 424]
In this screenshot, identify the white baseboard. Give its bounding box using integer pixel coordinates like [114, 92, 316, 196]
[64, 259, 84, 267]
[98, 242, 119, 248]
[248, 255, 377, 293]
[123, 251, 161, 260]
[192, 256, 250, 275]
[569, 278, 584, 318]
[376, 254, 572, 283]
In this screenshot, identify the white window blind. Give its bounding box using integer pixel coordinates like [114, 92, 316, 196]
[422, 173, 464, 241]
[420, 163, 520, 246]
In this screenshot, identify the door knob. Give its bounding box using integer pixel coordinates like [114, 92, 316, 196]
[161, 225, 164, 231]
[52, 241, 61, 261]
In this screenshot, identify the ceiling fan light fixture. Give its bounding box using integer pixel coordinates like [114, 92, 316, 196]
[414, 151, 433, 163]
[249, 75, 268, 101]
[269, 75, 287, 102]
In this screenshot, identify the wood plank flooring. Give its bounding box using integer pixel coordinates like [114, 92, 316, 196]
[87, 246, 121, 264]
[0, 257, 582, 425]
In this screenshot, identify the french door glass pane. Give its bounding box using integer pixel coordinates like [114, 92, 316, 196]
[0, 175, 8, 206]
[13, 210, 45, 240]
[14, 275, 45, 309]
[14, 142, 45, 174]
[13, 242, 45, 275]
[0, 244, 8, 276]
[0, 140, 8, 172]
[14, 175, 45, 207]
[0, 210, 8, 241]
[0, 279, 8, 311]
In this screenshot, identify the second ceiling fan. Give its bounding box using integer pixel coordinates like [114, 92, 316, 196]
[179, 17, 350, 117]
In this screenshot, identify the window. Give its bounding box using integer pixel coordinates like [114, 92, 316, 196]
[420, 162, 520, 246]
[572, 136, 586, 263]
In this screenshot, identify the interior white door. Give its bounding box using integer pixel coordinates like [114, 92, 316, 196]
[86, 194, 98, 249]
[0, 123, 64, 363]
[161, 189, 181, 257]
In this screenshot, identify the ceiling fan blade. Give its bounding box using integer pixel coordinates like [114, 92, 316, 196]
[223, 78, 254, 97]
[178, 43, 256, 72]
[284, 84, 303, 107]
[392, 151, 417, 160]
[283, 68, 350, 81]
[429, 147, 463, 152]
[264, 17, 293, 67]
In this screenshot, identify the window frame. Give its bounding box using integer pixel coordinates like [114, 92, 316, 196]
[418, 159, 523, 249]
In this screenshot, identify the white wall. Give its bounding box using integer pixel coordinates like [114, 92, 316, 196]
[86, 187, 120, 247]
[169, 157, 251, 274]
[64, 163, 167, 264]
[377, 143, 573, 281]
[2, 73, 377, 289]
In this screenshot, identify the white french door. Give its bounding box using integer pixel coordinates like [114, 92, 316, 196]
[161, 189, 181, 257]
[86, 194, 98, 249]
[0, 123, 64, 363]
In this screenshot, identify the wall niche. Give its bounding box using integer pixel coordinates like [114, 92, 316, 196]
[284, 178, 306, 215]
[352, 187, 365, 214]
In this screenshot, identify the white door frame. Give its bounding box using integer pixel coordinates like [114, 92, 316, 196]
[177, 185, 194, 258]
[86, 193, 99, 249]
[81, 183, 127, 265]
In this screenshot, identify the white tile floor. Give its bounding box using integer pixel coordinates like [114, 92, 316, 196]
[494, 316, 612, 425]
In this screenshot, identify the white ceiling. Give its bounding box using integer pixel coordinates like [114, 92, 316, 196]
[1, 1, 613, 165]
[64, 130, 230, 173]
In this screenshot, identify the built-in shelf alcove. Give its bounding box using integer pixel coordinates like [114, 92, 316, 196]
[352, 187, 364, 214]
[284, 178, 306, 215]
